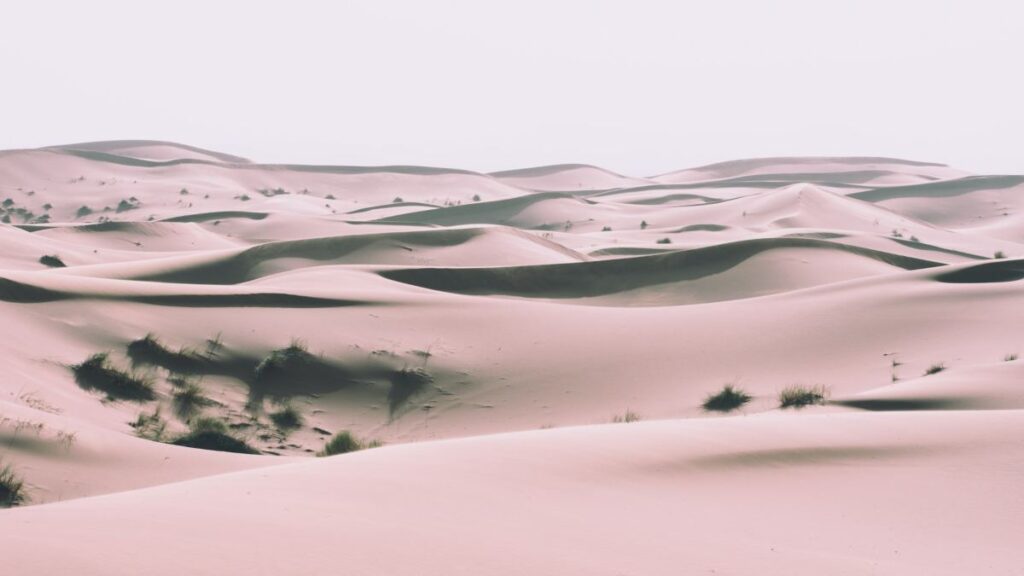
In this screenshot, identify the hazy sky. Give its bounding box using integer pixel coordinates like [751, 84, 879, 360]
[3, 0, 1022, 175]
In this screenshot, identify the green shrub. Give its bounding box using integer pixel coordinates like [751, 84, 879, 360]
[171, 417, 258, 454]
[778, 385, 829, 409]
[39, 254, 66, 268]
[923, 363, 946, 376]
[173, 381, 214, 420]
[318, 431, 380, 457]
[269, 404, 304, 431]
[71, 352, 155, 402]
[612, 410, 641, 423]
[0, 460, 27, 508]
[702, 385, 752, 412]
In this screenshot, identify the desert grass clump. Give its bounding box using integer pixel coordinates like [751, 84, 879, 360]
[702, 384, 752, 413]
[131, 407, 168, 441]
[388, 367, 433, 414]
[612, 410, 641, 423]
[269, 404, 304, 432]
[127, 334, 210, 375]
[994, 250, 1006, 259]
[254, 339, 313, 381]
[171, 417, 258, 454]
[172, 381, 215, 420]
[1004, 353, 1018, 362]
[778, 385, 829, 409]
[0, 460, 28, 508]
[38, 254, 66, 268]
[656, 237, 672, 244]
[71, 352, 155, 402]
[317, 430, 380, 457]
[923, 363, 946, 376]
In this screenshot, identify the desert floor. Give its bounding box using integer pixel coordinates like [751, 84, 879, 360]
[1, 141, 1022, 575]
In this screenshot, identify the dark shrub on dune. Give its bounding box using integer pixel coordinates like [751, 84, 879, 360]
[171, 417, 258, 454]
[71, 352, 155, 402]
[702, 385, 752, 412]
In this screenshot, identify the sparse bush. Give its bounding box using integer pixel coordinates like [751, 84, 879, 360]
[179, 188, 189, 195]
[910, 235, 919, 243]
[612, 410, 641, 423]
[1005, 353, 1018, 362]
[778, 385, 829, 409]
[924, 363, 946, 376]
[656, 237, 672, 244]
[994, 250, 1006, 259]
[71, 352, 155, 401]
[317, 430, 379, 456]
[601, 226, 612, 232]
[127, 333, 206, 373]
[131, 407, 167, 441]
[255, 340, 312, 380]
[39, 254, 66, 268]
[76, 205, 93, 218]
[0, 460, 28, 508]
[388, 368, 432, 414]
[472, 194, 481, 202]
[173, 381, 214, 420]
[393, 196, 404, 203]
[171, 417, 258, 454]
[702, 385, 752, 413]
[640, 220, 648, 230]
[115, 199, 138, 213]
[269, 404, 304, 432]
[42, 203, 53, 211]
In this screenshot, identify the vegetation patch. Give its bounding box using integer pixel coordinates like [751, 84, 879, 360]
[269, 404, 304, 432]
[778, 385, 829, 409]
[0, 460, 28, 508]
[38, 254, 66, 268]
[924, 363, 947, 376]
[388, 368, 433, 415]
[171, 417, 258, 454]
[318, 430, 381, 457]
[71, 352, 155, 402]
[702, 384, 752, 413]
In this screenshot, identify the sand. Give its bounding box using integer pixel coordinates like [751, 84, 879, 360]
[1, 141, 1022, 574]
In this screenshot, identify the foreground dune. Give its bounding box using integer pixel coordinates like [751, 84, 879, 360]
[1, 142, 1022, 574]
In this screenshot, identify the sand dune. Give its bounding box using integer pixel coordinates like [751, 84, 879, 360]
[2, 143, 1023, 575]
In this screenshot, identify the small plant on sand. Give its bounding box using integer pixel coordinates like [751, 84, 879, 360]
[656, 237, 672, 244]
[131, 407, 168, 441]
[71, 352, 156, 402]
[38, 254, 66, 268]
[388, 367, 433, 414]
[171, 417, 258, 454]
[602, 226, 612, 232]
[317, 430, 380, 456]
[924, 363, 946, 376]
[255, 339, 313, 380]
[127, 333, 206, 373]
[0, 460, 28, 508]
[75, 205, 93, 218]
[172, 381, 215, 420]
[778, 385, 829, 409]
[702, 384, 752, 413]
[640, 220, 648, 230]
[472, 194, 481, 202]
[612, 410, 641, 423]
[994, 250, 1006, 259]
[393, 196, 404, 203]
[269, 404, 304, 432]
[1005, 353, 1018, 362]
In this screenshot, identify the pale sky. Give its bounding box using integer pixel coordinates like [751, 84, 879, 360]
[2, 0, 1022, 176]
